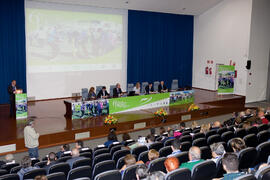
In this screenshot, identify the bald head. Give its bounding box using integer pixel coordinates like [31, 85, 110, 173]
[189, 146, 201, 161]
[71, 148, 80, 157]
[213, 121, 221, 128]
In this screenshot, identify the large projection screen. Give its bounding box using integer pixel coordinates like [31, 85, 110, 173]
[25, 1, 127, 100]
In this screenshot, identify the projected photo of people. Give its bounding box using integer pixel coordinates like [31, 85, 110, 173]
[169, 90, 194, 105]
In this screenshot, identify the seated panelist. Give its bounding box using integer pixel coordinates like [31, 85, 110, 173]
[145, 83, 154, 94]
[113, 83, 123, 98]
[133, 82, 141, 95]
[158, 81, 168, 93]
[97, 86, 109, 99]
[88, 87, 96, 100]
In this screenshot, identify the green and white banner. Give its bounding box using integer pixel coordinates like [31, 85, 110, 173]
[217, 65, 235, 94]
[16, 93, 28, 119]
[109, 90, 194, 114]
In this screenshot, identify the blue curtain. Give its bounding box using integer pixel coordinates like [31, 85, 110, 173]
[0, 0, 26, 104]
[127, 10, 193, 88]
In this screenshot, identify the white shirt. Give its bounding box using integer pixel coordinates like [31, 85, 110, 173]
[24, 126, 40, 148]
[133, 87, 140, 94]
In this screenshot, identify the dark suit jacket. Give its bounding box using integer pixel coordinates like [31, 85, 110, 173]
[158, 84, 167, 93]
[145, 85, 154, 94]
[97, 90, 109, 99]
[113, 88, 122, 98]
[8, 85, 17, 102]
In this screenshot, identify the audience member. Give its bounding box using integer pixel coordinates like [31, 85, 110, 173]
[230, 138, 246, 154]
[120, 154, 143, 175]
[179, 122, 186, 132]
[168, 139, 181, 157]
[17, 156, 38, 180]
[44, 152, 57, 173]
[258, 110, 269, 124]
[191, 121, 198, 129]
[56, 144, 70, 158]
[212, 121, 222, 130]
[75, 140, 84, 150]
[24, 119, 40, 158]
[129, 134, 155, 150]
[164, 157, 179, 173]
[34, 175, 48, 180]
[145, 134, 155, 147]
[66, 148, 85, 168]
[136, 164, 149, 180]
[200, 124, 210, 134]
[147, 171, 165, 180]
[242, 121, 251, 129]
[161, 129, 174, 144]
[210, 143, 225, 163]
[179, 146, 204, 171]
[146, 149, 159, 166]
[221, 153, 244, 180]
[122, 133, 131, 145]
[150, 128, 156, 136]
[104, 131, 118, 147]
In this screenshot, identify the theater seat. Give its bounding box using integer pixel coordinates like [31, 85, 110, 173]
[93, 148, 109, 157]
[57, 156, 72, 163]
[159, 146, 172, 157]
[94, 170, 121, 180]
[192, 138, 207, 147]
[205, 129, 217, 139]
[92, 160, 115, 180]
[243, 134, 259, 147]
[110, 145, 123, 156]
[257, 124, 269, 132]
[0, 173, 20, 180]
[221, 131, 235, 143]
[34, 161, 47, 168]
[235, 128, 247, 138]
[234, 174, 256, 180]
[122, 164, 139, 180]
[255, 165, 270, 180]
[1, 163, 20, 173]
[112, 149, 130, 163]
[191, 160, 217, 180]
[192, 133, 205, 141]
[23, 168, 46, 179]
[217, 127, 228, 135]
[67, 166, 91, 180]
[46, 172, 66, 180]
[238, 147, 257, 170]
[148, 157, 167, 173]
[216, 158, 226, 178]
[116, 156, 125, 170]
[72, 158, 91, 169]
[246, 126, 258, 135]
[138, 151, 149, 163]
[257, 130, 270, 144]
[108, 142, 121, 151]
[200, 146, 212, 160]
[165, 168, 191, 180]
[10, 166, 22, 174]
[207, 134, 221, 145]
[0, 170, 8, 177]
[256, 141, 270, 163]
[48, 162, 70, 178]
[164, 139, 175, 146]
[180, 141, 191, 152]
[174, 152, 189, 164]
[132, 146, 148, 160]
[180, 135, 192, 143]
[92, 153, 111, 167]
[149, 142, 164, 151]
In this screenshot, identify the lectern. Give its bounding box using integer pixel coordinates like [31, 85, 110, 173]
[15, 90, 28, 119]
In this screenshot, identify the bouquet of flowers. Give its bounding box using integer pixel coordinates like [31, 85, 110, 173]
[154, 108, 168, 118]
[188, 104, 200, 112]
[104, 115, 118, 125]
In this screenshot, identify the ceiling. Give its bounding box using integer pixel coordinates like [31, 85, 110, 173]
[30, 0, 224, 15]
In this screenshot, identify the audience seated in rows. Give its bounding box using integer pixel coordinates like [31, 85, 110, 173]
[168, 139, 181, 157]
[210, 142, 225, 163]
[0, 154, 15, 168]
[161, 129, 175, 144]
[66, 148, 86, 168]
[146, 149, 159, 166]
[129, 134, 155, 150]
[179, 146, 204, 171]
[164, 157, 179, 173]
[17, 156, 38, 180]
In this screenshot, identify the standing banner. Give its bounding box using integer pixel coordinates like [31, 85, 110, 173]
[217, 65, 235, 94]
[15, 93, 28, 119]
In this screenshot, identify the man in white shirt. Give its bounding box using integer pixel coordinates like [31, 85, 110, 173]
[24, 120, 40, 158]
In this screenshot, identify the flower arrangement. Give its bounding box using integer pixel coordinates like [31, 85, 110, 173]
[104, 115, 118, 125]
[154, 108, 168, 118]
[188, 104, 200, 112]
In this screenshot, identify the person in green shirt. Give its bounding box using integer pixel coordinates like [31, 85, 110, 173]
[179, 146, 204, 171]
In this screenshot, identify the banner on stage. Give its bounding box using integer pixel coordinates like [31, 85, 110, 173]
[217, 65, 235, 94]
[16, 93, 28, 119]
[169, 90, 194, 106]
[72, 99, 109, 119]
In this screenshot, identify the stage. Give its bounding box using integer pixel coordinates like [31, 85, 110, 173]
[0, 88, 245, 155]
